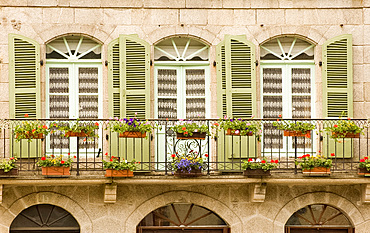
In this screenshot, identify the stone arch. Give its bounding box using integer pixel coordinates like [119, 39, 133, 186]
[0, 191, 93, 232]
[254, 26, 324, 45]
[273, 191, 365, 233]
[124, 190, 243, 233]
[37, 24, 111, 45]
[147, 25, 217, 45]
[153, 34, 212, 47]
[45, 33, 104, 45]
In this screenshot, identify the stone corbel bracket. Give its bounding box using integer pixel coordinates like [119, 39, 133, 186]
[363, 184, 370, 203]
[251, 183, 267, 203]
[104, 183, 117, 204]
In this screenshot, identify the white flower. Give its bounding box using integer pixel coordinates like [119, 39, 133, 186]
[194, 129, 198, 132]
[256, 158, 261, 163]
[125, 160, 128, 163]
[235, 130, 240, 134]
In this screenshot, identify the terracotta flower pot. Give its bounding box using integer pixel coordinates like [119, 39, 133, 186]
[358, 167, 370, 176]
[302, 167, 331, 175]
[0, 169, 18, 176]
[332, 132, 360, 138]
[119, 131, 146, 138]
[42, 166, 70, 176]
[243, 169, 271, 177]
[64, 131, 89, 137]
[174, 168, 202, 177]
[105, 169, 134, 177]
[16, 133, 44, 140]
[176, 132, 206, 140]
[283, 130, 311, 138]
[226, 128, 253, 136]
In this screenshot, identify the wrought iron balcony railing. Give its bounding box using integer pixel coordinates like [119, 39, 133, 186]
[0, 118, 369, 176]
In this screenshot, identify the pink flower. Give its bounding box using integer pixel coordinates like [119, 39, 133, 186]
[235, 130, 240, 134]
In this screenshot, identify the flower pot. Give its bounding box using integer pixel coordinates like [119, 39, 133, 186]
[105, 169, 134, 177]
[302, 167, 331, 175]
[332, 132, 360, 138]
[243, 169, 271, 177]
[226, 128, 253, 136]
[16, 133, 44, 140]
[176, 132, 206, 140]
[119, 131, 146, 138]
[42, 166, 70, 176]
[174, 168, 202, 177]
[64, 131, 89, 137]
[283, 130, 311, 138]
[0, 169, 18, 176]
[358, 167, 370, 176]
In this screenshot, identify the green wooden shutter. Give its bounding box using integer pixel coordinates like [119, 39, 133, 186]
[323, 34, 353, 118]
[108, 35, 151, 168]
[216, 35, 257, 168]
[322, 34, 353, 158]
[120, 34, 150, 119]
[108, 38, 120, 118]
[9, 34, 41, 159]
[9, 34, 40, 119]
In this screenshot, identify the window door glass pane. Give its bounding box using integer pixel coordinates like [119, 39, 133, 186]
[291, 68, 312, 149]
[49, 67, 70, 149]
[157, 69, 177, 119]
[186, 69, 205, 118]
[262, 68, 283, 149]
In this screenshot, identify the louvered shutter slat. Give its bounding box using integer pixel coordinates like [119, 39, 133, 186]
[9, 34, 40, 118]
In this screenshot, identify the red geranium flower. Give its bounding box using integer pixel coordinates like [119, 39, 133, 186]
[275, 160, 279, 163]
[347, 117, 351, 120]
[68, 153, 70, 156]
[32, 129, 36, 133]
[205, 154, 209, 157]
[213, 122, 219, 126]
[360, 159, 365, 162]
[248, 158, 253, 162]
[95, 122, 99, 126]
[171, 154, 176, 158]
[110, 158, 113, 162]
[105, 152, 108, 156]
[42, 125, 48, 129]
[271, 159, 274, 163]
[184, 131, 188, 135]
[278, 114, 282, 117]
[74, 156, 77, 159]
[182, 127, 186, 131]
[24, 114, 29, 117]
[166, 118, 169, 121]
[261, 160, 266, 164]
[41, 157, 46, 161]
[61, 160, 65, 164]
[331, 153, 335, 156]
[364, 157, 369, 160]
[334, 124, 338, 128]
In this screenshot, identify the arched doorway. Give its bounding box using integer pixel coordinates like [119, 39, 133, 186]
[137, 203, 230, 233]
[285, 204, 354, 233]
[10, 204, 80, 233]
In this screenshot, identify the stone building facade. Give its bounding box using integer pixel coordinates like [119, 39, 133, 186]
[0, 0, 370, 232]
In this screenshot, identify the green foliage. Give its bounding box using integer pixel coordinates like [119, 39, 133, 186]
[56, 120, 99, 138]
[106, 117, 153, 138]
[242, 158, 278, 171]
[102, 156, 138, 171]
[273, 120, 315, 134]
[214, 118, 262, 141]
[170, 121, 209, 137]
[0, 157, 17, 172]
[295, 154, 333, 171]
[325, 117, 364, 140]
[14, 121, 51, 142]
[359, 156, 370, 171]
[37, 155, 73, 167]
